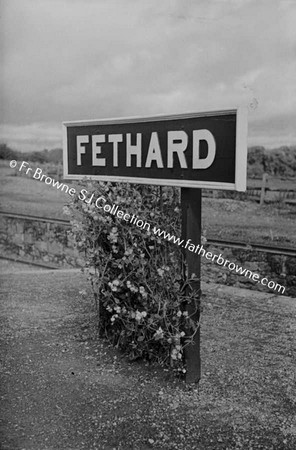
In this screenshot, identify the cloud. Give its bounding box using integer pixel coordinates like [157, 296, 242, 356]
[1, 0, 296, 150]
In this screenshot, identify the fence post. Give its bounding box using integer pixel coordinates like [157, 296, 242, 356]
[260, 173, 268, 206]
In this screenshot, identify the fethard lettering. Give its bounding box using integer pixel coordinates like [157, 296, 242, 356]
[145, 132, 164, 168]
[77, 135, 89, 166]
[192, 130, 216, 169]
[92, 135, 106, 166]
[167, 131, 188, 168]
[126, 133, 142, 167]
[75, 129, 217, 170]
[108, 134, 123, 167]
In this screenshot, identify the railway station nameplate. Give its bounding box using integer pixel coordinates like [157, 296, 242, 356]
[63, 108, 247, 191]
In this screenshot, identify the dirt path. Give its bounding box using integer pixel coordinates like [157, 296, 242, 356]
[1, 268, 296, 449]
[0, 269, 112, 449]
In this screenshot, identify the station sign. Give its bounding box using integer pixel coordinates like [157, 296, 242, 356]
[63, 108, 247, 191]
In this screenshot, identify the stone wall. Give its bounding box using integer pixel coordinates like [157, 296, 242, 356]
[0, 213, 83, 268]
[201, 244, 296, 297]
[0, 212, 295, 296]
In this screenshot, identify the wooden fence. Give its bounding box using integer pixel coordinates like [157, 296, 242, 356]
[247, 174, 296, 205]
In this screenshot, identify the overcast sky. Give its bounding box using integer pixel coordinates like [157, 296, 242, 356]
[1, 0, 295, 152]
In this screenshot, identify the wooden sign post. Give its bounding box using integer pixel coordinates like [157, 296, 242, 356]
[63, 108, 248, 383]
[181, 187, 202, 383]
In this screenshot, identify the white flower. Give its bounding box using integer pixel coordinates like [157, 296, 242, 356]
[153, 327, 164, 340]
[108, 227, 119, 244]
[135, 310, 142, 322]
[157, 268, 164, 277]
[108, 281, 118, 292]
[171, 349, 177, 360]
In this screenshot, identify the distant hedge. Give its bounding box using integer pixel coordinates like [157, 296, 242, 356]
[248, 146, 296, 177]
[0, 143, 62, 164]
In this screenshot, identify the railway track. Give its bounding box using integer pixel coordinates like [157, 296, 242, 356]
[206, 238, 296, 258]
[0, 255, 60, 270]
[1, 211, 296, 259]
[0, 210, 70, 225]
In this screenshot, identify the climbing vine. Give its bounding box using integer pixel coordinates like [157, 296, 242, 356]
[67, 181, 200, 373]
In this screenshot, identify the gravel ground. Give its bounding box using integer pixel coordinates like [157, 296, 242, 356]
[0, 269, 295, 449]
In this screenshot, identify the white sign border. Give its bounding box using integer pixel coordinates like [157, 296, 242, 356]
[62, 107, 248, 191]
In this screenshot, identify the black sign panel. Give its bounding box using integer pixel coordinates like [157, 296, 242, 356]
[63, 109, 247, 190]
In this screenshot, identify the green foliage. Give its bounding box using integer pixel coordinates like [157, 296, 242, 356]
[0, 142, 63, 164]
[22, 150, 49, 163]
[47, 148, 63, 164]
[248, 146, 296, 177]
[0, 143, 18, 160]
[67, 182, 200, 373]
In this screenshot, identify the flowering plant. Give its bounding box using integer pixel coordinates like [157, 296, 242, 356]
[68, 182, 200, 373]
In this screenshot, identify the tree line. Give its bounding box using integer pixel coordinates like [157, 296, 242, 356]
[0, 143, 62, 164]
[248, 146, 296, 178]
